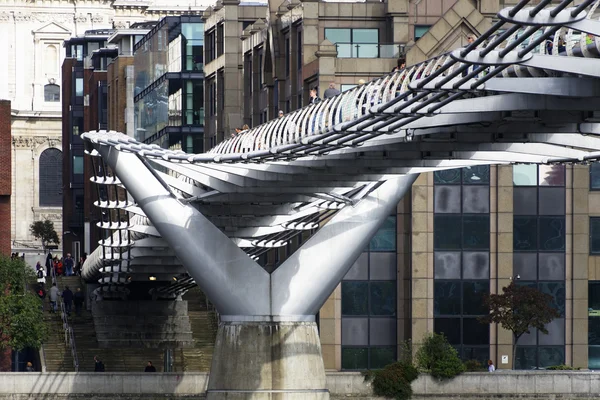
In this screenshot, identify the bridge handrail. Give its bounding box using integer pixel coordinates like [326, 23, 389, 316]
[50, 265, 79, 372]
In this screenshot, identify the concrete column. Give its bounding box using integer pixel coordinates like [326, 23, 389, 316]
[207, 321, 328, 400]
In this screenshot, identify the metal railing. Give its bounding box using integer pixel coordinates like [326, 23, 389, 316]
[333, 42, 406, 58]
[50, 266, 79, 372]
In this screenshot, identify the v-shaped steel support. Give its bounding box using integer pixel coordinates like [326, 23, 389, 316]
[97, 144, 417, 321]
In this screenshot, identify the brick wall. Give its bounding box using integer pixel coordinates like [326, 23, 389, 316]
[0, 100, 11, 256]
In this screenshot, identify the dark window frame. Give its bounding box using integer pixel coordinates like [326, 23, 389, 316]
[39, 148, 62, 207]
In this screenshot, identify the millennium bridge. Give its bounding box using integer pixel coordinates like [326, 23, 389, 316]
[82, 0, 600, 397]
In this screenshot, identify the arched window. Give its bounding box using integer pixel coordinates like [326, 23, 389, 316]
[44, 84, 60, 102]
[39, 148, 62, 207]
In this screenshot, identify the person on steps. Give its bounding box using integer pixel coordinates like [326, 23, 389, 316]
[62, 286, 73, 316]
[73, 287, 84, 317]
[94, 356, 105, 372]
[49, 283, 59, 313]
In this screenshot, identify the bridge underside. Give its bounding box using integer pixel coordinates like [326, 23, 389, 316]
[81, 0, 600, 397]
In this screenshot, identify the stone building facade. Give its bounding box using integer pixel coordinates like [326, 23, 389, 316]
[0, 0, 212, 259]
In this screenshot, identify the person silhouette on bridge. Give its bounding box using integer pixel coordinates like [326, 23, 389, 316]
[145, 361, 157, 372]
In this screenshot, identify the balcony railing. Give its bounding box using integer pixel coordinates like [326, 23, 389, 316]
[333, 43, 406, 59]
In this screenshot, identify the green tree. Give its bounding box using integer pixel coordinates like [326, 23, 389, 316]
[0, 256, 47, 371]
[479, 281, 561, 369]
[29, 220, 60, 252]
[415, 333, 465, 380]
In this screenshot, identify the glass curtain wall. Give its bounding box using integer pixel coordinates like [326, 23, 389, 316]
[433, 166, 491, 363]
[512, 165, 566, 369]
[341, 216, 397, 370]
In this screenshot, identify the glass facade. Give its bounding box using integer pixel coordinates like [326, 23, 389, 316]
[433, 166, 490, 363]
[513, 165, 566, 369]
[133, 17, 204, 151]
[341, 216, 397, 370]
[590, 282, 600, 368]
[39, 148, 62, 207]
[591, 163, 600, 190]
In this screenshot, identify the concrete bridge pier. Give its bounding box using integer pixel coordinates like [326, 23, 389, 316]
[95, 144, 417, 399]
[207, 321, 327, 399]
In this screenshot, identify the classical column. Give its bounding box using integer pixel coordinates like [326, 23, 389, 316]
[95, 143, 417, 399]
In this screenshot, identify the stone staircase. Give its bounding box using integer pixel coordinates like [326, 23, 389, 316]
[42, 277, 217, 372]
[180, 287, 218, 371]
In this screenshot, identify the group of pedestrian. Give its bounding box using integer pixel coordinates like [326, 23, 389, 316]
[45, 252, 81, 277]
[39, 283, 84, 316]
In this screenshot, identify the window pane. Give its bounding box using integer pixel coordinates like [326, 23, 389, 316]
[345, 253, 368, 280]
[517, 327, 537, 345]
[513, 253, 538, 280]
[462, 216, 490, 250]
[434, 185, 461, 213]
[75, 78, 83, 96]
[73, 156, 84, 175]
[341, 347, 368, 370]
[369, 318, 396, 346]
[514, 187, 537, 215]
[462, 165, 490, 185]
[538, 217, 565, 251]
[434, 281, 461, 315]
[342, 318, 368, 346]
[513, 164, 537, 186]
[463, 347, 489, 364]
[369, 252, 396, 280]
[434, 215, 462, 250]
[370, 347, 396, 369]
[515, 346, 537, 369]
[538, 253, 564, 280]
[591, 318, 600, 346]
[591, 218, 600, 254]
[463, 281, 489, 315]
[463, 318, 489, 345]
[539, 282, 566, 316]
[369, 216, 396, 251]
[538, 318, 564, 346]
[325, 28, 351, 44]
[342, 282, 369, 315]
[589, 346, 600, 369]
[462, 186, 489, 214]
[591, 163, 600, 190]
[414, 25, 431, 40]
[352, 29, 378, 43]
[538, 187, 565, 215]
[590, 282, 600, 313]
[434, 169, 461, 184]
[538, 346, 565, 368]
[434, 318, 461, 345]
[514, 217, 537, 251]
[434, 252, 461, 279]
[463, 252, 489, 279]
[539, 165, 565, 186]
[370, 282, 396, 316]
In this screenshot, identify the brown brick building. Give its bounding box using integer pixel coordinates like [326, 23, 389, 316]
[0, 100, 11, 256]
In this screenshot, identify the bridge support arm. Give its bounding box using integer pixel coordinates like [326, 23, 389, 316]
[271, 174, 418, 317]
[95, 145, 271, 317]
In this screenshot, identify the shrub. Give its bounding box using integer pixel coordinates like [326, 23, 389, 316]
[546, 365, 580, 370]
[366, 360, 419, 400]
[463, 359, 484, 372]
[416, 333, 465, 380]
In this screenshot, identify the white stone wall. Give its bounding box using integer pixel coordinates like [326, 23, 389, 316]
[0, 0, 207, 253]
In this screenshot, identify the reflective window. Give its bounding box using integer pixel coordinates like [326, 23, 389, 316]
[590, 282, 600, 368]
[342, 218, 397, 370]
[73, 156, 83, 175]
[513, 164, 565, 369]
[39, 148, 62, 207]
[414, 25, 431, 40]
[591, 218, 600, 254]
[591, 163, 600, 190]
[75, 78, 83, 97]
[325, 28, 379, 58]
[434, 167, 490, 361]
